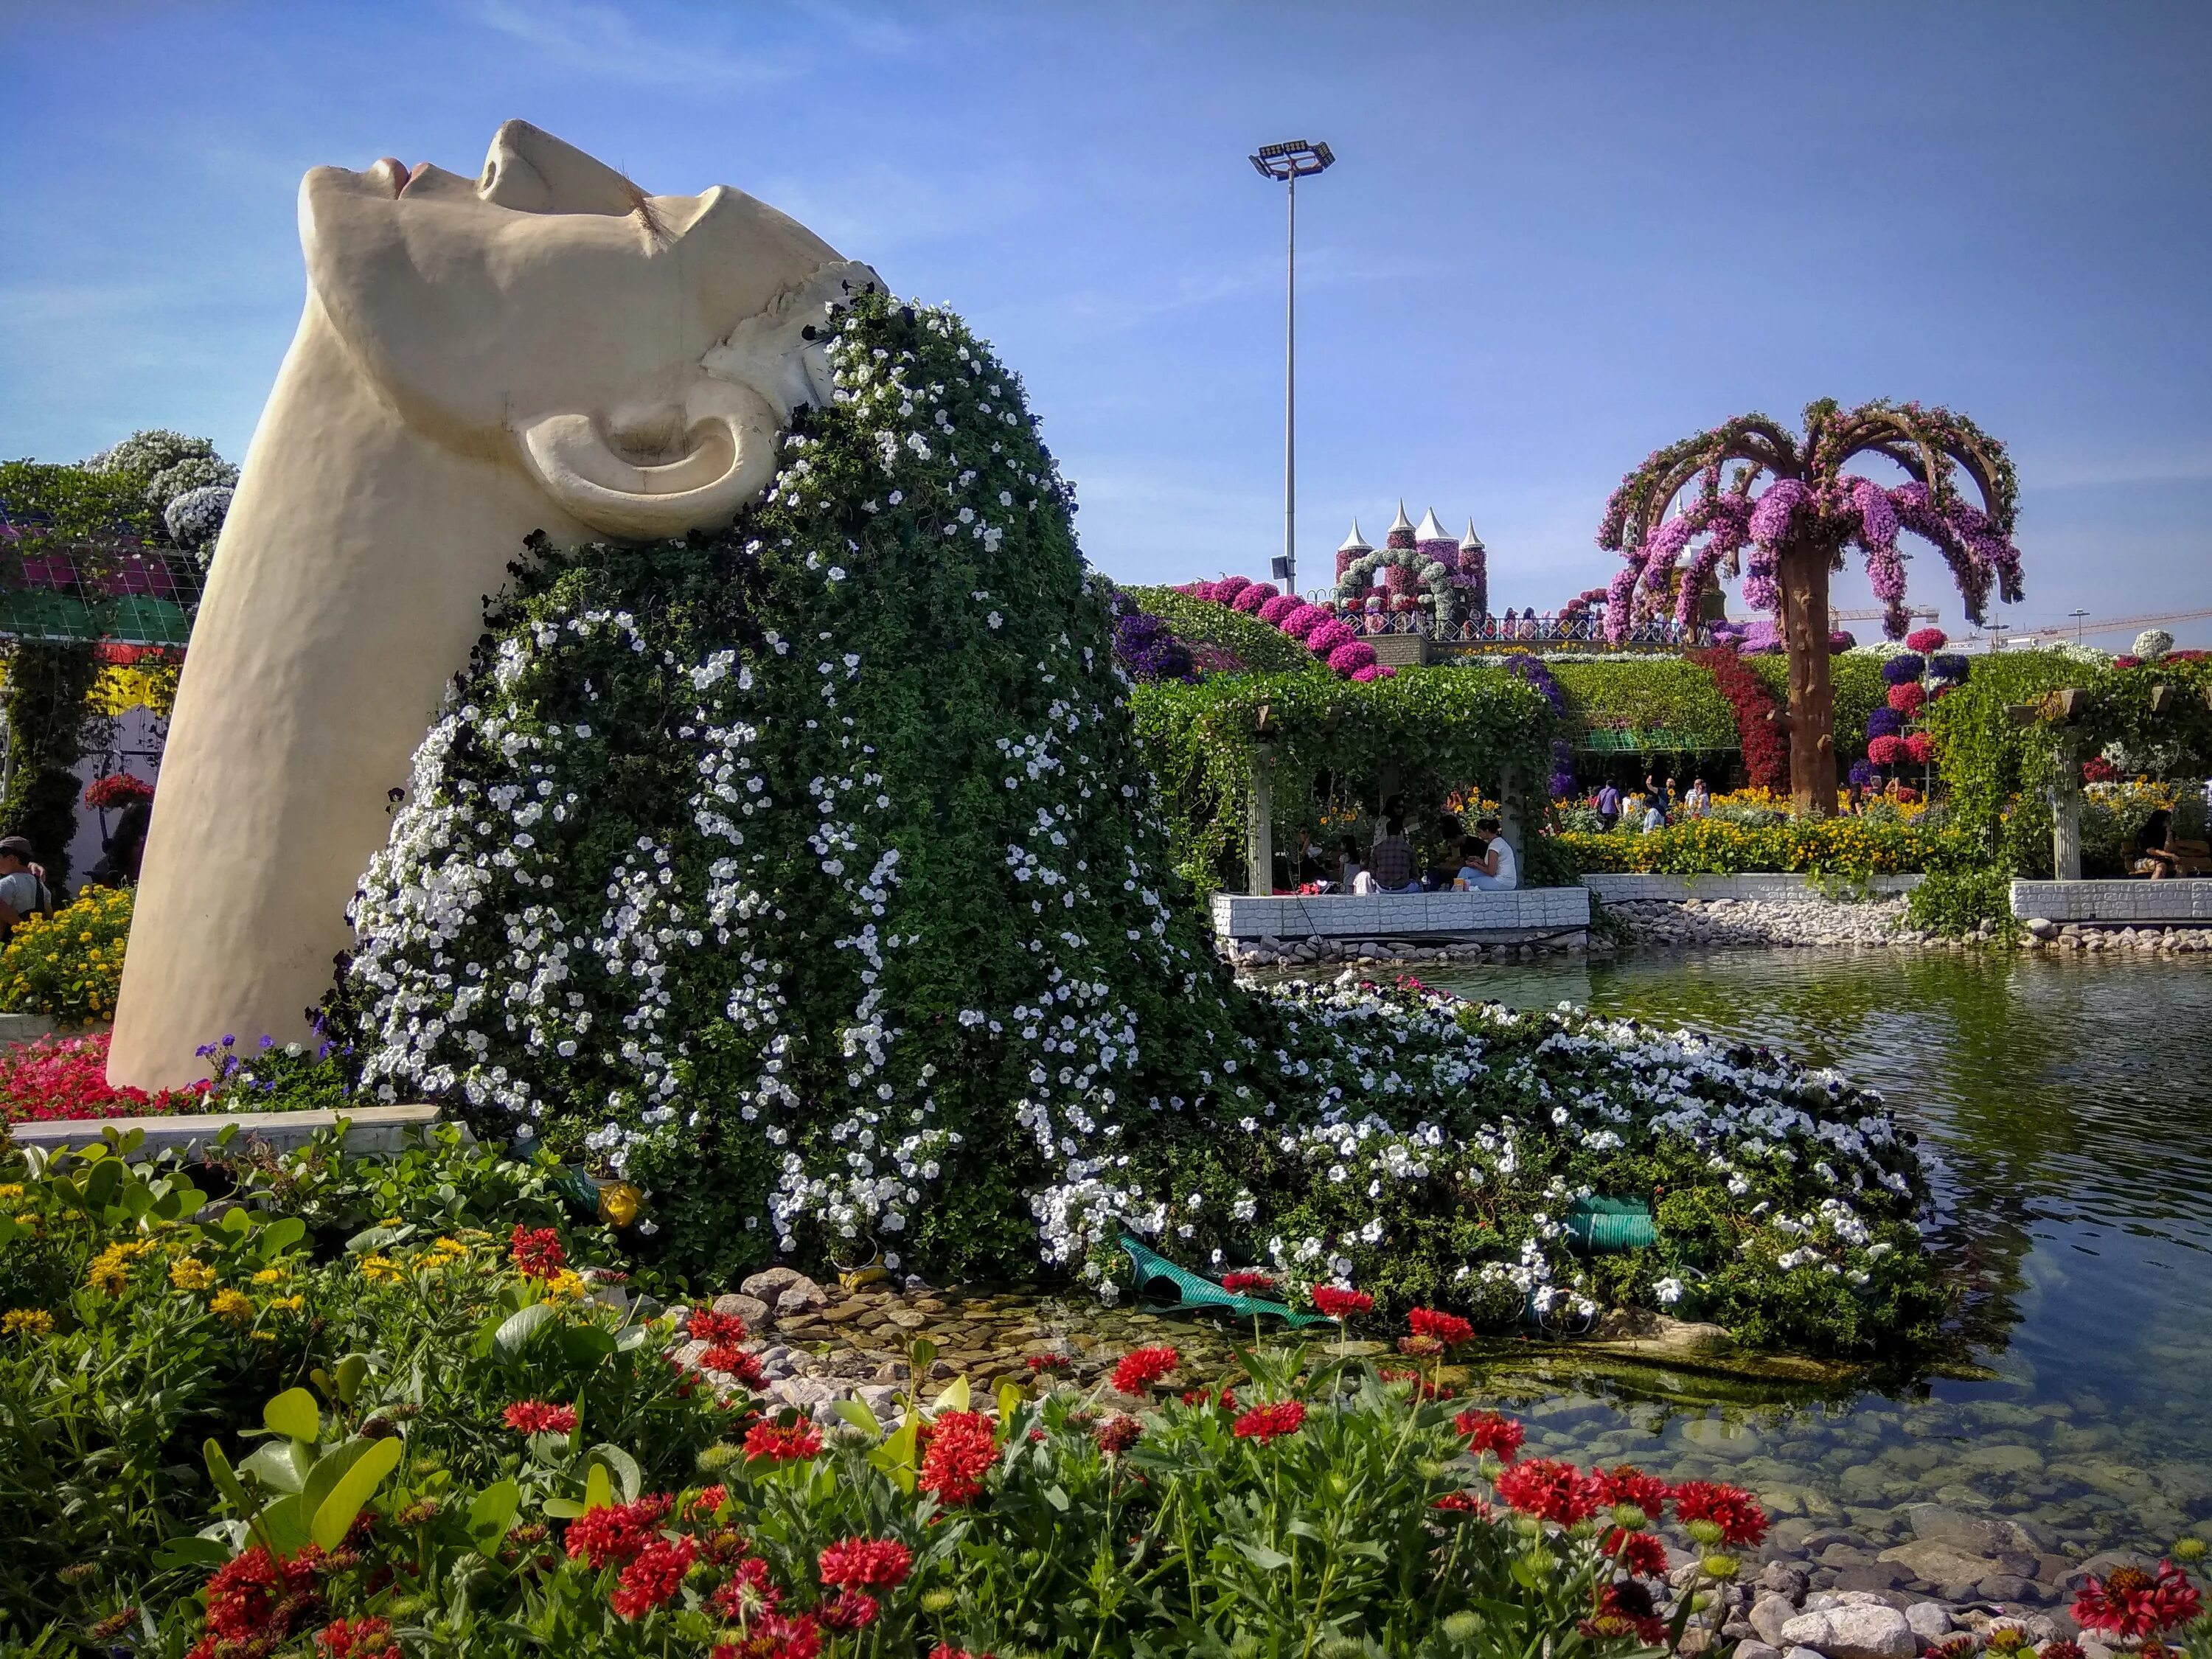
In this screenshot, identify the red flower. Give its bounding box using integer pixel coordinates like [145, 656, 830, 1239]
[918, 1410, 997, 1506]
[713, 1612, 821, 1659]
[690, 1309, 751, 1345]
[1312, 1286, 1373, 1319]
[1396, 1334, 1446, 1359]
[1452, 1409, 1525, 1464]
[611, 1534, 697, 1619]
[1604, 1528, 1671, 1577]
[709, 1557, 780, 1621]
[1669, 1480, 1768, 1547]
[563, 1495, 673, 1568]
[1094, 1413, 1144, 1455]
[689, 1485, 731, 1522]
[1023, 1354, 1068, 1374]
[196, 1545, 323, 1651]
[701, 1345, 768, 1388]
[1594, 1464, 1669, 1517]
[744, 1419, 823, 1462]
[508, 1225, 567, 1281]
[1494, 1458, 1604, 1527]
[1377, 1366, 1447, 1400]
[819, 1589, 879, 1631]
[1432, 1490, 1492, 1517]
[817, 1537, 912, 1589]
[502, 1400, 578, 1436]
[1231, 1400, 1307, 1443]
[316, 1618, 398, 1659]
[1110, 1345, 1179, 1394]
[1582, 1582, 1669, 1646]
[1408, 1307, 1475, 1346]
[930, 1648, 995, 1659]
[2073, 1563, 2202, 1640]
[1220, 1271, 1276, 1293]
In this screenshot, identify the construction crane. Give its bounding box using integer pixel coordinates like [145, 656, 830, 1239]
[1965, 605, 2212, 647]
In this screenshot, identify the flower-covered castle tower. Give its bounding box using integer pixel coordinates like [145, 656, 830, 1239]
[1332, 500, 1488, 625]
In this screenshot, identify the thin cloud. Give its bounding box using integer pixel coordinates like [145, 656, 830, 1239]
[465, 0, 793, 86]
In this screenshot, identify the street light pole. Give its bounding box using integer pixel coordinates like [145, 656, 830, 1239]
[1251, 139, 1333, 597]
[2070, 608, 2088, 646]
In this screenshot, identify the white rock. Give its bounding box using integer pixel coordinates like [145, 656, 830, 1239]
[1905, 1603, 1955, 1641]
[1780, 1604, 1916, 1659]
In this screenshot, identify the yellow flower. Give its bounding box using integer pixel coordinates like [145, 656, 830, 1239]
[169, 1258, 217, 1292]
[3, 1307, 55, 1337]
[87, 1253, 132, 1296]
[358, 1254, 406, 1284]
[543, 1269, 588, 1301]
[0, 1183, 23, 1203]
[211, 1289, 255, 1325]
[276, 1294, 305, 1312]
[251, 1330, 278, 1343]
[250, 1267, 283, 1286]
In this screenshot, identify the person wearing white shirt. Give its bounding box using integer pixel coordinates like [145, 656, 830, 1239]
[1464, 816, 1519, 890]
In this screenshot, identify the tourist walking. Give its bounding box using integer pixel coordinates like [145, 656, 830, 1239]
[1595, 781, 1621, 832]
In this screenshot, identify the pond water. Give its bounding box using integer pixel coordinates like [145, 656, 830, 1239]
[1412, 950, 2212, 1573]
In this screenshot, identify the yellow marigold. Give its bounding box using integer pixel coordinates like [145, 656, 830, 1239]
[358, 1254, 406, 1284]
[3, 1307, 55, 1337]
[0, 1183, 23, 1203]
[251, 1330, 278, 1343]
[211, 1289, 255, 1325]
[87, 1253, 133, 1295]
[168, 1258, 217, 1291]
[276, 1294, 305, 1312]
[250, 1267, 283, 1286]
[542, 1269, 588, 1301]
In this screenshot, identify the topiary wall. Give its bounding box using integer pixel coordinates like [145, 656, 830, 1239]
[1120, 584, 1316, 674]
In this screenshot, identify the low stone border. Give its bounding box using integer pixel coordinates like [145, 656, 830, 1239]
[1222, 933, 1591, 970]
[2023, 920, 2212, 953]
[9, 1102, 459, 1158]
[1211, 887, 1590, 942]
[2012, 877, 2212, 924]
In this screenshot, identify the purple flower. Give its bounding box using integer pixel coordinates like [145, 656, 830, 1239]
[1867, 706, 1905, 738]
[1881, 654, 1926, 684]
[1930, 653, 1971, 682]
[1749, 479, 1810, 548]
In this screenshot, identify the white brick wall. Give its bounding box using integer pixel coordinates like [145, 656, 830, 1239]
[1582, 873, 1921, 904]
[1211, 888, 1590, 940]
[2011, 879, 2212, 923]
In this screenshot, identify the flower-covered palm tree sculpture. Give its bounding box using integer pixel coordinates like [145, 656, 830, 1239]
[1599, 399, 2023, 815]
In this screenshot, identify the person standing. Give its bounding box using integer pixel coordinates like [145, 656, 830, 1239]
[1684, 776, 1711, 818]
[1595, 781, 1621, 832]
[0, 838, 52, 942]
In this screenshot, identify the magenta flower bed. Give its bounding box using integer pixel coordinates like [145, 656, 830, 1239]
[1175, 579, 1397, 681]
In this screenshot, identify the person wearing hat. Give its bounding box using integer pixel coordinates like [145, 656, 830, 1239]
[0, 837, 52, 940]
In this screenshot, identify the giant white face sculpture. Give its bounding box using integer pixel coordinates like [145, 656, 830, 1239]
[108, 123, 874, 1089]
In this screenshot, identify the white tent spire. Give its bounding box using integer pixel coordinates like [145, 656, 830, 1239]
[1338, 519, 1371, 553]
[1461, 519, 1486, 552]
[1414, 507, 1450, 544]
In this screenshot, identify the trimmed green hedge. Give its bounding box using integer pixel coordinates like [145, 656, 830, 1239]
[1121, 585, 1316, 672]
[1546, 658, 1736, 750]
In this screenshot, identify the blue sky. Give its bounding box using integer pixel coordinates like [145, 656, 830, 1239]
[5, 0, 2208, 646]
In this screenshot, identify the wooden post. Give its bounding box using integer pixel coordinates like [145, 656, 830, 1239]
[1778, 539, 1838, 818]
[2048, 733, 2082, 882]
[1247, 743, 1275, 896]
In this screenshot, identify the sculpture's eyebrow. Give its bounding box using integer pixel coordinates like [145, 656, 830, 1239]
[621, 177, 671, 248]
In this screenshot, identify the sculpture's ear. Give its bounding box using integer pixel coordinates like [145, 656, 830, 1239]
[512, 375, 779, 540]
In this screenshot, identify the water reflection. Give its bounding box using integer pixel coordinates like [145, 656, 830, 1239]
[1407, 950, 2212, 1555]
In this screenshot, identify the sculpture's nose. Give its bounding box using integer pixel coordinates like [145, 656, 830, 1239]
[477, 119, 639, 216]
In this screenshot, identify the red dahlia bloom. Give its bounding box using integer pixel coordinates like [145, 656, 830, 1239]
[1669, 1480, 1768, 1546]
[1452, 1408, 1526, 1464]
[2073, 1563, 2203, 1639]
[1231, 1400, 1307, 1443]
[1595, 1464, 1670, 1516]
[918, 1410, 998, 1506]
[502, 1399, 579, 1435]
[1604, 1528, 1672, 1577]
[701, 1344, 768, 1388]
[690, 1309, 751, 1345]
[1110, 1345, 1180, 1394]
[744, 1420, 824, 1462]
[818, 1537, 913, 1589]
[709, 1557, 781, 1620]
[508, 1224, 567, 1281]
[563, 1495, 674, 1568]
[820, 1589, 879, 1631]
[611, 1534, 697, 1619]
[1408, 1307, 1475, 1346]
[1312, 1286, 1374, 1319]
[1493, 1458, 1605, 1527]
[1220, 1270, 1276, 1293]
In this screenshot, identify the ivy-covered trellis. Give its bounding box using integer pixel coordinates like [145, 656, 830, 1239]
[1599, 400, 2024, 816]
[1130, 664, 1561, 897]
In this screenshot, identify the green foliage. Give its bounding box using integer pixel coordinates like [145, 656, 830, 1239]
[0, 1127, 685, 1631]
[0, 640, 103, 890]
[0, 459, 161, 541]
[1547, 658, 1735, 749]
[1555, 816, 1950, 877]
[1120, 582, 1317, 672]
[1131, 664, 1557, 894]
[1745, 653, 1883, 756]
